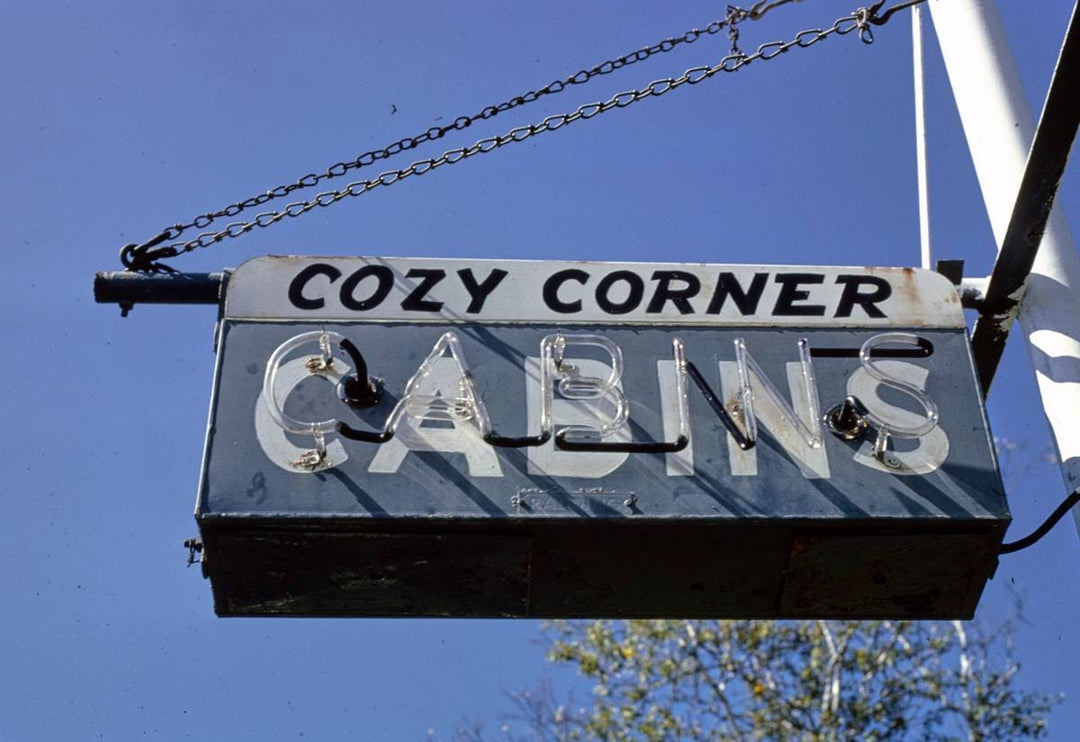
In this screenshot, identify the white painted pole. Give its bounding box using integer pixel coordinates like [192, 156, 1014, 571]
[912, 5, 932, 270]
[928, 0, 1080, 526]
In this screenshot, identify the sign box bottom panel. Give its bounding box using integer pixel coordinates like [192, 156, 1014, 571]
[198, 518, 1004, 618]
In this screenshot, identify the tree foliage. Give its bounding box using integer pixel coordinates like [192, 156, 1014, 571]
[456, 616, 1058, 741]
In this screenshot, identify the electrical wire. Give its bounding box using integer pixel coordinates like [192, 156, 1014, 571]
[999, 486, 1080, 554]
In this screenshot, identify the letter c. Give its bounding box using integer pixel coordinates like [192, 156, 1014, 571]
[543, 269, 590, 314]
[287, 263, 342, 310]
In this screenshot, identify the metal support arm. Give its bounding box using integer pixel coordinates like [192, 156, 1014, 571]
[968, 1, 1080, 395]
[94, 271, 227, 315]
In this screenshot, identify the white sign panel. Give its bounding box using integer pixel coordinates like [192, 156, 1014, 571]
[225, 256, 963, 328]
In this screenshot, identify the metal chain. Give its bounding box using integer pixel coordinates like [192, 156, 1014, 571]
[123, 6, 772, 270]
[124, 1, 923, 270]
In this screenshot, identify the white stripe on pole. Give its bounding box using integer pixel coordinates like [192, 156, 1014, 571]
[929, 0, 1080, 529]
[913, 5, 932, 270]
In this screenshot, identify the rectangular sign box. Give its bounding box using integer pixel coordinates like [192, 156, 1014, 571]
[195, 256, 1008, 618]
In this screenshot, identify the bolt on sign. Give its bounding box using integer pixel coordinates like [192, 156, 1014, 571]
[196, 256, 1007, 618]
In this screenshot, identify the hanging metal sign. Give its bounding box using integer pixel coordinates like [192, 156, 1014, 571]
[196, 256, 1007, 618]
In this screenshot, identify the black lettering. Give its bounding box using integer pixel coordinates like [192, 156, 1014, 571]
[647, 271, 700, 314]
[543, 269, 589, 314]
[773, 273, 826, 316]
[834, 275, 891, 318]
[596, 271, 644, 315]
[458, 268, 509, 314]
[400, 269, 446, 312]
[287, 263, 341, 310]
[340, 265, 394, 311]
[706, 272, 768, 315]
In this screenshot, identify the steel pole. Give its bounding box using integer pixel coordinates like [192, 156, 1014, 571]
[929, 0, 1080, 516]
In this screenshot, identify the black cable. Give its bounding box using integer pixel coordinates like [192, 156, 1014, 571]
[338, 338, 380, 407]
[554, 431, 688, 454]
[999, 486, 1080, 554]
[685, 361, 754, 451]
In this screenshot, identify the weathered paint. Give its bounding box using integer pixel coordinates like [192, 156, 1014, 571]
[196, 256, 1006, 618]
[225, 257, 963, 328]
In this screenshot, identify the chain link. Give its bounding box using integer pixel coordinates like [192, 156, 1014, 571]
[126, 1, 923, 269]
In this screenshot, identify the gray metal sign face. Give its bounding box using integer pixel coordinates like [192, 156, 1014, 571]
[196, 257, 1007, 618]
[202, 322, 1004, 519]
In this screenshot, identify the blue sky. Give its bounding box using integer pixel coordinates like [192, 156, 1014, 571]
[2, 1, 1079, 738]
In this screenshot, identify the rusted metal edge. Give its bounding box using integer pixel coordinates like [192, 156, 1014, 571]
[969, 1, 1080, 396]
